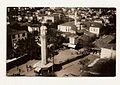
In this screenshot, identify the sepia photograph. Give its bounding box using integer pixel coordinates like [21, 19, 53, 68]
[6, 7, 116, 77]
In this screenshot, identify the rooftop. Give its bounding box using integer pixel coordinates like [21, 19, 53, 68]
[59, 21, 77, 31]
[77, 29, 96, 38]
[94, 35, 116, 50]
[7, 27, 27, 35]
[90, 22, 103, 28]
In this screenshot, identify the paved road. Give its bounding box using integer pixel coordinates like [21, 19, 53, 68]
[7, 60, 39, 76]
[54, 53, 99, 77]
[7, 49, 99, 77]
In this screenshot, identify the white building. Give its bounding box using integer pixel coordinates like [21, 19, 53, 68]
[94, 35, 116, 59]
[67, 34, 78, 48]
[8, 29, 27, 49]
[94, 19, 103, 24]
[58, 21, 77, 34]
[89, 26, 100, 37]
[28, 25, 40, 33]
[89, 22, 103, 37]
[69, 35, 78, 45]
[44, 14, 59, 23]
[101, 47, 116, 59]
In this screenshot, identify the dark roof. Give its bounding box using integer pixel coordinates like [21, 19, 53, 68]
[81, 21, 91, 29]
[7, 27, 27, 35]
[19, 22, 30, 26]
[29, 24, 41, 27]
[79, 35, 91, 42]
[88, 58, 116, 76]
[95, 35, 115, 44]
[77, 29, 96, 38]
[94, 35, 116, 50]
[80, 21, 103, 29]
[61, 32, 75, 37]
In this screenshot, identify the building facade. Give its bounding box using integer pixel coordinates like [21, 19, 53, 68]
[101, 47, 116, 59]
[58, 21, 77, 34]
[10, 30, 27, 49]
[44, 14, 59, 23]
[89, 26, 100, 37]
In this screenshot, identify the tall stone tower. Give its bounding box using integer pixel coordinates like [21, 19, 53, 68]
[40, 23, 47, 65]
[33, 22, 53, 72]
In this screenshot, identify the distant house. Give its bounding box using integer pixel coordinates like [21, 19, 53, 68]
[89, 22, 103, 37]
[36, 16, 43, 22]
[28, 24, 41, 33]
[80, 24, 86, 30]
[44, 14, 59, 23]
[28, 16, 33, 22]
[101, 15, 110, 25]
[69, 35, 78, 45]
[66, 14, 75, 19]
[93, 19, 103, 24]
[93, 15, 99, 19]
[94, 35, 116, 59]
[58, 21, 77, 34]
[89, 26, 100, 37]
[101, 47, 116, 59]
[68, 30, 96, 49]
[8, 28, 27, 49]
[28, 24, 42, 42]
[68, 35, 78, 48]
[77, 29, 96, 40]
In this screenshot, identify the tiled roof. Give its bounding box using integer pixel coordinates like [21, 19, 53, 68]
[7, 27, 27, 35]
[77, 29, 96, 38]
[90, 22, 103, 28]
[94, 35, 116, 50]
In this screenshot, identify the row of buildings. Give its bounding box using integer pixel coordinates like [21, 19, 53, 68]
[7, 7, 116, 62]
